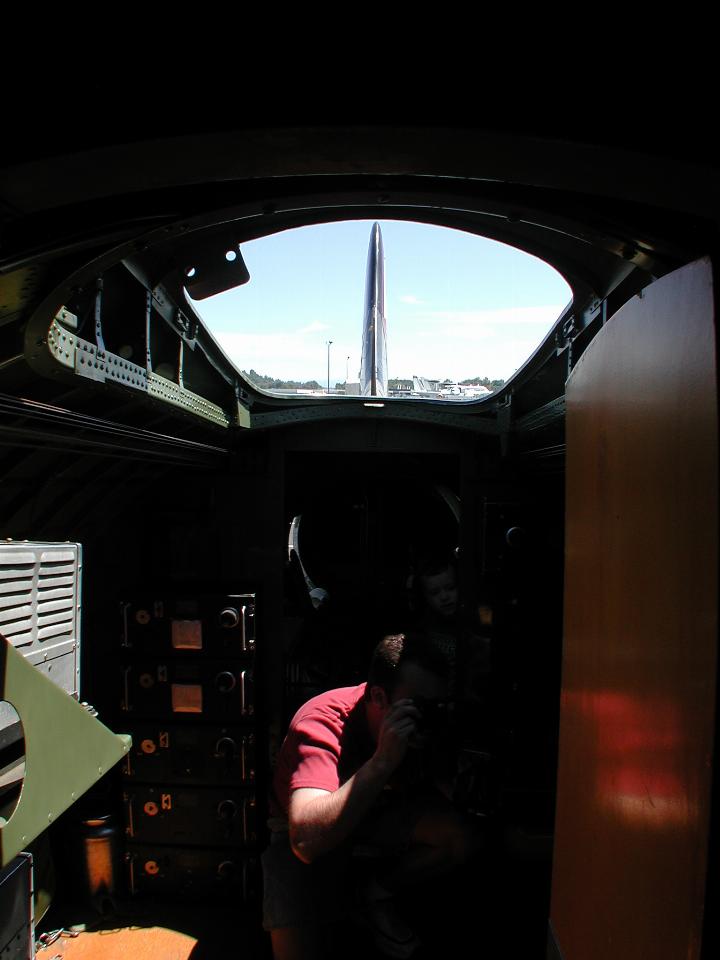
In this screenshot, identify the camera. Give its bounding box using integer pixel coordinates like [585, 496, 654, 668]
[411, 696, 453, 733]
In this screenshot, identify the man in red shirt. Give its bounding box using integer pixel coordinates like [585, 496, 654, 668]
[262, 633, 477, 959]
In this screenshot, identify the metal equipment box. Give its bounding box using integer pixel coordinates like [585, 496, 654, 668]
[121, 722, 255, 785]
[121, 595, 255, 657]
[124, 784, 256, 847]
[126, 842, 256, 900]
[0, 542, 82, 698]
[0, 853, 33, 960]
[120, 660, 254, 720]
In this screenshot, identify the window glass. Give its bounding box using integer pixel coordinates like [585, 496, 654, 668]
[193, 220, 572, 399]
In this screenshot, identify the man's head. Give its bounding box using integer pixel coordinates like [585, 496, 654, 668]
[365, 633, 449, 738]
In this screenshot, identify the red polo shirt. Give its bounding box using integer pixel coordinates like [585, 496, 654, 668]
[270, 683, 374, 818]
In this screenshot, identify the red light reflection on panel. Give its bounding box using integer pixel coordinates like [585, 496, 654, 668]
[566, 690, 694, 829]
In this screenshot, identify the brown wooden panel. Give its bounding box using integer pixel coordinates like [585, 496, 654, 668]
[550, 258, 718, 960]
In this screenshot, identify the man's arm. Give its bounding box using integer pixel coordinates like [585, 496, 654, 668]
[288, 699, 420, 863]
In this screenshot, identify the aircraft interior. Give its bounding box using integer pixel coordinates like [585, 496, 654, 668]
[0, 113, 718, 960]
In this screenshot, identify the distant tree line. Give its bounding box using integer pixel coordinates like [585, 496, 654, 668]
[461, 376, 505, 390]
[243, 369, 322, 390]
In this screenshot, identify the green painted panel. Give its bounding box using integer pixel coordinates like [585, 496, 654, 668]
[0, 636, 131, 866]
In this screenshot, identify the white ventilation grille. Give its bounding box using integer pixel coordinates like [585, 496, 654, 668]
[0, 543, 81, 698]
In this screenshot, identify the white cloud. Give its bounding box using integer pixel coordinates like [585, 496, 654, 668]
[386, 305, 564, 381]
[399, 295, 425, 305]
[298, 320, 331, 334]
[415, 305, 563, 328]
[212, 303, 565, 384]
[214, 330, 358, 383]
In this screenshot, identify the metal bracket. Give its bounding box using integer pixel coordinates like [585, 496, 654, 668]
[47, 314, 231, 427]
[93, 279, 106, 355]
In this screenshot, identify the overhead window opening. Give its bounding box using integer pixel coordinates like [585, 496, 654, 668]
[190, 220, 573, 400]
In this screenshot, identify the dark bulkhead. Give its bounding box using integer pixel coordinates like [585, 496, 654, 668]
[0, 115, 718, 959]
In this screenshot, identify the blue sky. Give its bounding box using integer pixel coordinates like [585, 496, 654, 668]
[192, 219, 572, 385]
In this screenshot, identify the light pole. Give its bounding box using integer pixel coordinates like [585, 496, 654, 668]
[346, 356, 350, 385]
[326, 340, 333, 394]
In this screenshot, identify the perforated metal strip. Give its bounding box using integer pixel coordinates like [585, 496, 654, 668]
[49, 316, 230, 428]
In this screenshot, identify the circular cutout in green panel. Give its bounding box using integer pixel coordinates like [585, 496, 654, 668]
[0, 700, 25, 825]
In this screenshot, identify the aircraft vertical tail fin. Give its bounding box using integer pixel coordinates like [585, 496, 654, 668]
[359, 223, 387, 397]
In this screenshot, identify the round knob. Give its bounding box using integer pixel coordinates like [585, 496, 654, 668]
[215, 671, 236, 693]
[217, 799, 237, 821]
[505, 526, 526, 548]
[217, 860, 236, 880]
[215, 737, 237, 759]
[219, 607, 240, 629]
[144, 860, 160, 876]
